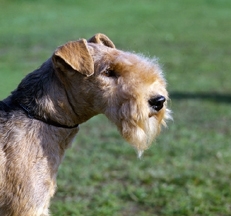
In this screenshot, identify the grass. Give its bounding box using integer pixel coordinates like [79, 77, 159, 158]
[0, 0, 231, 215]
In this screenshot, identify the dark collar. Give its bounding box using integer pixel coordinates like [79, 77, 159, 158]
[2, 100, 79, 129]
[18, 103, 79, 129]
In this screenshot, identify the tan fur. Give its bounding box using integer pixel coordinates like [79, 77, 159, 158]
[0, 33, 170, 215]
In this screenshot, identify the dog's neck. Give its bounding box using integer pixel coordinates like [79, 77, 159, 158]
[1, 99, 79, 129]
[18, 102, 79, 129]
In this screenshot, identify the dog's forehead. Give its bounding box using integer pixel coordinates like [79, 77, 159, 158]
[113, 51, 164, 80]
[88, 42, 165, 84]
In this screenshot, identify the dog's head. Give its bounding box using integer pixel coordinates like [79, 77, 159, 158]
[52, 33, 171, 155]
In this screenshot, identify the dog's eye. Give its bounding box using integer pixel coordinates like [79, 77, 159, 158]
[102, 69, 117, 78]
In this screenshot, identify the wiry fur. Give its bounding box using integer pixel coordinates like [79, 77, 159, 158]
[0, 33, 170, 215]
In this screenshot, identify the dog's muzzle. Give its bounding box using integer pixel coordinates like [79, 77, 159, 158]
[148, 96, 166, 112]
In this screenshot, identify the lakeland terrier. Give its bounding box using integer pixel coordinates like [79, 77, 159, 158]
[0, 33, 171, 216]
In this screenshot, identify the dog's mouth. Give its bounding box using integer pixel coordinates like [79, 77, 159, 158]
[105, 94, 170, 157]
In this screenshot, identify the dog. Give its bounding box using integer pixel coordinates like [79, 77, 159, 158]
[0, 33, 171, 216]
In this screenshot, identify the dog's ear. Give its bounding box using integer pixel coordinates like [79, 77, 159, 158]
[52, 39, 94, 77]
[88, 33, 115, 48]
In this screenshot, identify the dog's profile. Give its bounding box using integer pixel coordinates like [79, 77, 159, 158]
[0, 33, 170, 216]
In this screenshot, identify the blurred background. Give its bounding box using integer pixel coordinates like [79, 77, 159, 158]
[0, 0, 231, 215]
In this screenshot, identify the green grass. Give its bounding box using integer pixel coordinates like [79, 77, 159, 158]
[1, 0, 231, 215]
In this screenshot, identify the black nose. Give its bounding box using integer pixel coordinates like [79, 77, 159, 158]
[148, 96, 166, 111]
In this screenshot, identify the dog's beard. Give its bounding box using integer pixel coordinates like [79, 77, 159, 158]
[107, 100, 163, 157]
[121, 116, 158, 157]
[127, 108, 172, 157]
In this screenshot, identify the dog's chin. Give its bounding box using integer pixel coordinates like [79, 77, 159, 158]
[119, 117, 159, 157]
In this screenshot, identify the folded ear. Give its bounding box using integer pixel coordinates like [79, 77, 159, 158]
[52, 39, 94, 77]
[88, 33, 115, 48]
